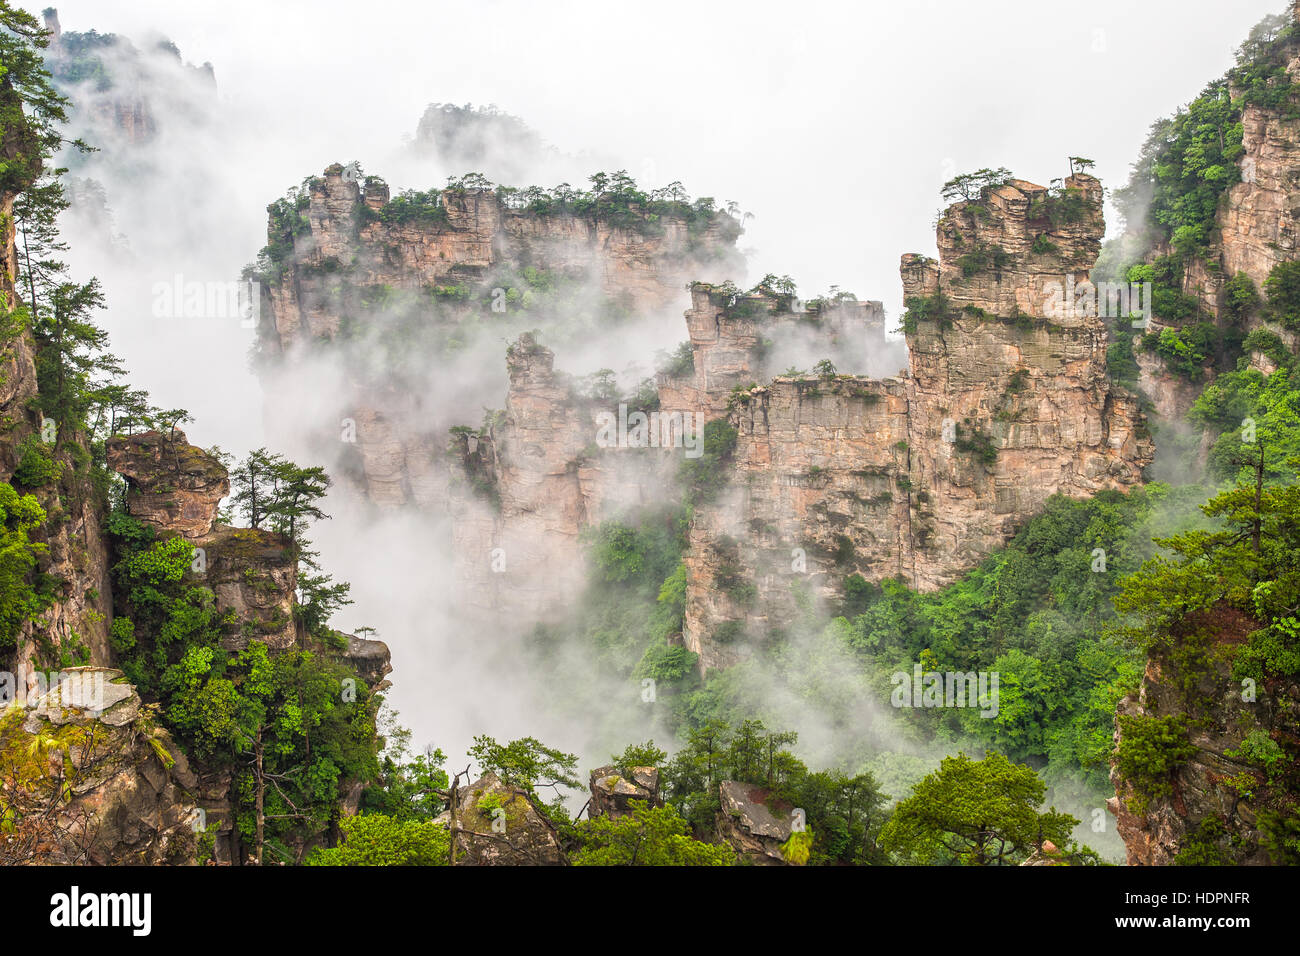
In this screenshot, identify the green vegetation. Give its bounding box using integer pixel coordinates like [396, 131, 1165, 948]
[1264, 259, 1300, 330]
[678, 418, 738, 507]
[572, 800, 733, 866]
[306, 813, 449, 866]
[1113, 714, 1197, 811]
[899, 291, 951, 334]
[1115, 13, 1299, 262]
[108, 510, 380, 864]
[1224, 270, 1262, 323]
[953, 419, 998, 467]
[0, 482, 52, 652]
[956, 243, 1011, 277]
[879, 751, 1082, 865]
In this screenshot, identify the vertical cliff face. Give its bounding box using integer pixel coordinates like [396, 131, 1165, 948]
[41, 11, 217, 150]
[1, 80, 115, 681]
[676, 175, 1151, 668]
[257, 164, 743, 510]
[1128, 9, 1300, 418]
[449, 333, 682, 623]
[1108, 607, 1299, 866]
[96, 430, 391, 862]
[682, 375, 912, 670]
[900, 174, 1150, 588]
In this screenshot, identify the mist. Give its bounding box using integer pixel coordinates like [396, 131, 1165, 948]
[26, 0, 1282, 838]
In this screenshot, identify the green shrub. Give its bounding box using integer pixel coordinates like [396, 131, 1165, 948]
[1115, 714, 1197, 812]
[1265, 260, 1300, 330]
[1223, 271, 1261, 324]
[13, 435, 62, 487]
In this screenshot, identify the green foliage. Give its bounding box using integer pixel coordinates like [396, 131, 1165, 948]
[1172, 816, 1230, 865]
[678, 418, 737, 507]
[1192, 365, 1300, 484]
[899, 292, 950, 334]
[1030, 233, 1058, 255]
[12, 434, 61, 487]
[658, 717, 888, 864]
[1114, 457, 1300, 699]
[361, 716, 449, 821]
[573, 800, 733, 865]
[0, 481, 50, 651]
[1115, 12, 1299, 260]
[108, 507, 380, 856]
[657, 341, 695, 379]
[1241, 329, 1293, 369]
[306, 813, 449, 866]
[953, 419, 998, 466]
[1264, 260, 1300, 330]
[1259, 808, 1300, 864]
[1114, 715, 1196, 811]
[837, 485, 1187, 787]
[376, 188, 448, 227]
[955, 243, 1011, 278]
[878, 751, 1080, 865]
[1142, 323, 1218, 381]
[813, 358, 837, 379]
[610, 740, 668, 771]
[941, 167, 1012, 203]
[1225, 729, 1287, 786]
[1223, 270, 1262, 324]
[0, 1, 73, 194]
[468, 734, 581, 801]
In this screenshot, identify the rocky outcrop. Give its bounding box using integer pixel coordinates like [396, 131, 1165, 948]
[107, 429, 229, 540]
[0, 668, 199, 865]
[440, 173, 1151, 670]
[444, 771, 567, 865]
[2, 80, 113, 680]
[1108, 606, 1297, 866]
[676, 175, 1151, 666]
[900, 179, 1150, 587]
[257, 163, 743, 510]
[715, 780, 794, 865]
[588, 765, 661, 819]
[1020, 840, 1066, 866]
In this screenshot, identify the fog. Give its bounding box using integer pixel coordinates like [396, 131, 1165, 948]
[22, 0, 1280, 847]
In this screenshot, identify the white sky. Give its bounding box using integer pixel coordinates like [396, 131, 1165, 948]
[33, 0, 1287, 318]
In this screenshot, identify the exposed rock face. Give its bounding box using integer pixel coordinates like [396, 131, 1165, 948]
[449, 332, 685, 623]
[715, 780, 793, 865]
[0, 668, 199, 865]
[440, 174, 1151, 669]
[445, 771, 567, 865]
[1133, 29, 1300, 420]
[107, 429, 229, 540]
[676, 175, 1151, 667]
[1020, 840, 1066, 866]
[588, 765, 661, 819]
[1, 94, 114, 679]
[1108, 607, 1296, 866]
[202, 526, 298, 652]
[43, 15, 218, 150]
[258, 164, 743, 510]
[99, 430, 392, 863]
[901, 179, 1150, 587]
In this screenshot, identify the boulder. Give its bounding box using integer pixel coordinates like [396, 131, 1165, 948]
[588, 764, 661, 819]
